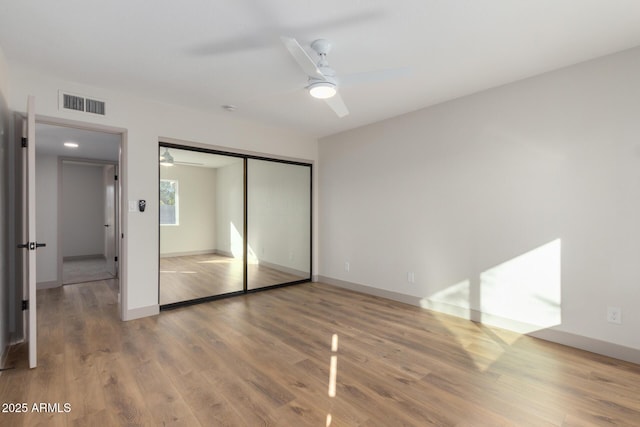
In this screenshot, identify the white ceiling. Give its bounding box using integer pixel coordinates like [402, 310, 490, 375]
[36, 123, 120, 161]
[3, 1, 640, 138]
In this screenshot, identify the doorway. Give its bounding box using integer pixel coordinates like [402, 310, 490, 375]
[34, 123, 121, 288]
[158, 143, 312, 308]
[60, 160, 118, 285]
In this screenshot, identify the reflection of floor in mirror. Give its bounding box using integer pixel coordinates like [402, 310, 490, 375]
[63, 256, 115, 285]
[159, 253, 308, 305]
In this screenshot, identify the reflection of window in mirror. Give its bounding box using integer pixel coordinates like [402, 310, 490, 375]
[160, 179, 179, 225]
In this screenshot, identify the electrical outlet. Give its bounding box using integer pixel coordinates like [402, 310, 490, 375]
[407, 272, 415, 283]
[344, 261, 350, 272]
[607, 306, 622, 324]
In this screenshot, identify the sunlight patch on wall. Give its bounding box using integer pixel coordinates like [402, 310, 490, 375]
[480, 239, 561, 330]
[418, 239, 562, 372]
[421, 280, 472, 318]
[230, 221, 257, 263]
[420, 239, 561, 333]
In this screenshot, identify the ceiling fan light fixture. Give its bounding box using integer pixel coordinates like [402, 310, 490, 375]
[308, 81, 337, 99]
[160, 147, 174, 166]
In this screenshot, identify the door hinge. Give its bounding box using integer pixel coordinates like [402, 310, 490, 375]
[114, 256, 118, 262]
[22, 300, 29, 311]
[114, 174, 118, 181]
[21, 137, 27, 148]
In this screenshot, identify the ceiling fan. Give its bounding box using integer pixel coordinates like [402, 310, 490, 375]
[159, 147, 204, 167]
[281, 37, 410, 118]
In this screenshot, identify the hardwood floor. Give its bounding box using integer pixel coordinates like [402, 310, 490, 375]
[2, 279, 640, 426]
[160, 253, 307, 305]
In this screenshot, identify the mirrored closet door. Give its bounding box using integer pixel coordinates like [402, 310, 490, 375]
[247, 159, 311, 290]
[159, 146, 244, 305]
[159, 144, 312, 308]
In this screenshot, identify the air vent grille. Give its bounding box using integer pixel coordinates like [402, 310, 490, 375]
[59, 91, 106, 116]
[85, 98, 105, 115]
[63, 94, 84, 111]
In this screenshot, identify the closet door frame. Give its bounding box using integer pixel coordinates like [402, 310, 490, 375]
[158, 141, 312, 310]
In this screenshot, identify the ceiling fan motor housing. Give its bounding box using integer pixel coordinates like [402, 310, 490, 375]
[310, 39, 331, 56]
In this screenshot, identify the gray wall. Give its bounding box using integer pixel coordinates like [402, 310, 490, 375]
[319, 46, 640, 353]
[35, 154, 58, 282]
[61, 163, 105, 258]
[0, 48, 10, 361]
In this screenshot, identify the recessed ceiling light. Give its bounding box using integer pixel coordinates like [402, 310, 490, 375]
[64, 142, 79, 148]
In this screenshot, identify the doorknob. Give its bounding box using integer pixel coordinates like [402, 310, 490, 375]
[17, 242, 46, 250]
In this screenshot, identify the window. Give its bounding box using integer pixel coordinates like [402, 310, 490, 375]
[160, 179, 179, 225]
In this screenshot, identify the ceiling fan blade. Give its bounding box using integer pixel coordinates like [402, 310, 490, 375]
[339, 67, 412, 87]
[324, 92, 349, 118]
[280, 36, 324, 79]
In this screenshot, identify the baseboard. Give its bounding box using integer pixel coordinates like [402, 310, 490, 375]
[9, 330, 23, 345]
[529, 329, 640, 365]
[259, 260, 308, 278]
[123, 304, 159, 321]
[160, 250, 217, 258]
[0, 339, 9, 372]
[63, 254, 104, 261]
[318, 276, 420, 305]
[318, 276, 640, 365]
[0, 331, 20, 375]
[37, 280, 61, 290]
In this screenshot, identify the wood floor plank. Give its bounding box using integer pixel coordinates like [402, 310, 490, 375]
[134, 359, 201, 426]
[2, 279, 640, 426]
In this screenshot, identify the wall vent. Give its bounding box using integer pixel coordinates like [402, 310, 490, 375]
[59, 91, 106, 116]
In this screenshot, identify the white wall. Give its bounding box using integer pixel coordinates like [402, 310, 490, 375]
[62, 163, 105, 257]
[319, 46, 640, 355]
[160, 164, 217, 256]
[247, 159, 311, 273]
[6, 61, 318, 318]
[215, 160, 244, 257]
[35, 154, 58, 283]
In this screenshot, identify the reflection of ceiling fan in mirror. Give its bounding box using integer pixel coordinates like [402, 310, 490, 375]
[159, 147, 204, 167]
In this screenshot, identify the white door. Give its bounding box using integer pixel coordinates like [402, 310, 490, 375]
[104, 164, 116, 276]
[21, 95, 39, 368]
